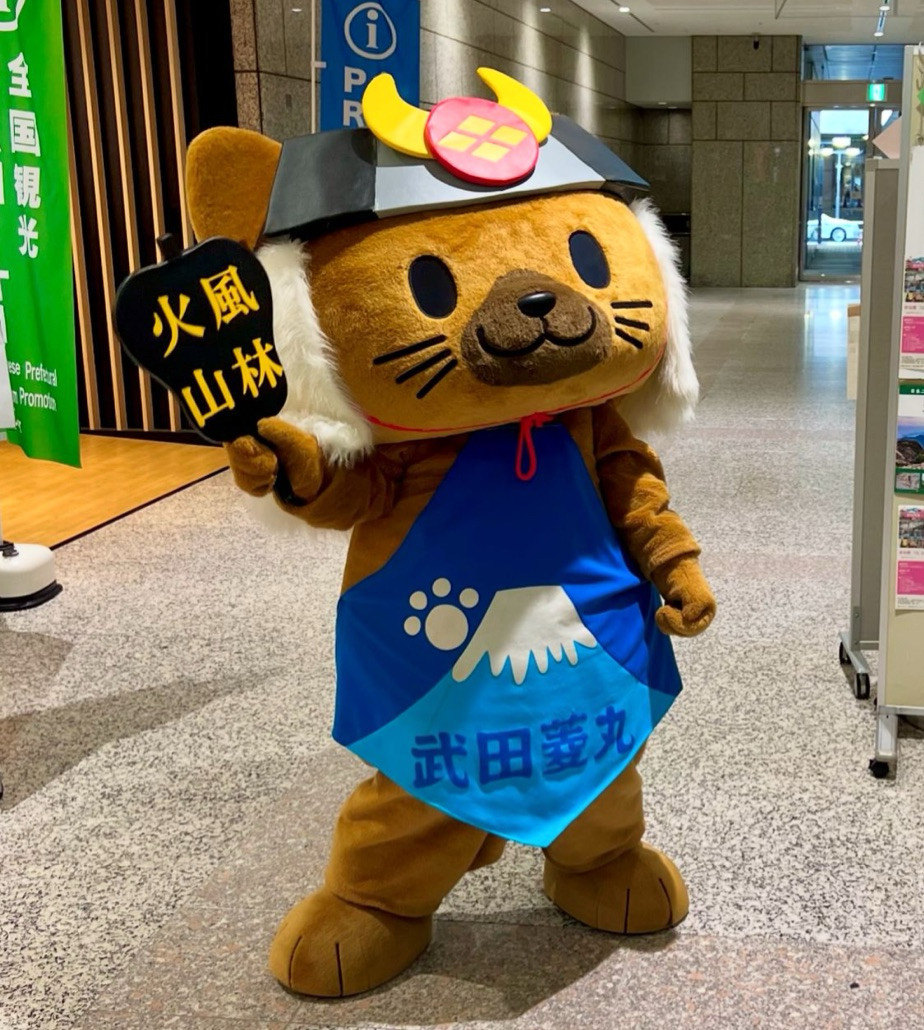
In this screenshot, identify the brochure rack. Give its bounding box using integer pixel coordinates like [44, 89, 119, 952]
[842, 47, 924, 777]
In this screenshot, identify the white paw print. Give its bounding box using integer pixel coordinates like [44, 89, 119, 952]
[404, 578, 480, 651]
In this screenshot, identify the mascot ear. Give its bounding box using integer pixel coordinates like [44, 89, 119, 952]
[186, 127, 282, 249]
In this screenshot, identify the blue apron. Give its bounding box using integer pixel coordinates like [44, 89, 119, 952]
[333, 420, 682, 847]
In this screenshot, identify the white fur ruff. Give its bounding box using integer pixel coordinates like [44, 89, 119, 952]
[246, 239, 373, 530]
[257, 239, 373, 464]
[618, 197, 699, 437]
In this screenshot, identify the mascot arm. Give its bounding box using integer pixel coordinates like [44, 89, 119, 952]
[593, 401, 715, 638]
[225, 417, 399, 530]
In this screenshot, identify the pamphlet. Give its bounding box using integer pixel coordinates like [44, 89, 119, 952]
[896, 505, 924, 609]
[895, 384, 924, 493]
[900, 144, 924, 372]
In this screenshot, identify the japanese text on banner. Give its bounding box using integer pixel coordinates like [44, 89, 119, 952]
[0, 0, 79, 465]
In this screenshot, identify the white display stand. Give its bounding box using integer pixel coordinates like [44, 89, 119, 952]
[864, 46, 924, 777]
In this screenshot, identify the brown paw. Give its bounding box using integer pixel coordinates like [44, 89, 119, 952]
[655, 600, 715, 638]
[268, 888, 433, 997]
[225, 418, 324, 503]
[652, 556, 716, 638]
[543, 842, 689, 934]
[224, 434, 278, 497]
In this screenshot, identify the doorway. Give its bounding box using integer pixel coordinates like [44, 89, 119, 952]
[801, 107, 901, 280]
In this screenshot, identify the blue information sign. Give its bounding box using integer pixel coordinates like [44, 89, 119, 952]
[320, 0, 420, 131]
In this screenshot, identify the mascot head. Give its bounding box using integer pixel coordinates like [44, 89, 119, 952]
[186, 69, 697, 460]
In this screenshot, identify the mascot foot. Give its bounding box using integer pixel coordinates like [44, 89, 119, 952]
[268, 888, 433, 996]
[543, 842, 689, 934]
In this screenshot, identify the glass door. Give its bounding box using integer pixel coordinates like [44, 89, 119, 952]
[801, 108, 869, 279]
[801, 107, 902, 280]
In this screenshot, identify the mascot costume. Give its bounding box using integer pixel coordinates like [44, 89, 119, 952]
[127, 68, 716, 998]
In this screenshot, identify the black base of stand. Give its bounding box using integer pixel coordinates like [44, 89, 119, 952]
[0, 580, 63, 612]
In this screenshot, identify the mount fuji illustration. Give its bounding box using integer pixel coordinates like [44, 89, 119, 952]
[452, 585, 598, 685]
[347, 581, 656, 845]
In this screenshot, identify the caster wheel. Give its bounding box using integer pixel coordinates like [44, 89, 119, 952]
[839, 641, 849, 665]
[854, 672, 871, 700]
[869, 759, 890, 779]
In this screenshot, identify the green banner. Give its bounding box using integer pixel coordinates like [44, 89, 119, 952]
[0, 0, 79, 466]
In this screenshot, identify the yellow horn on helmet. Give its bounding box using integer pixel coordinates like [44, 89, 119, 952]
[477, 67, 552, 143]
[362, 73, 430, 158]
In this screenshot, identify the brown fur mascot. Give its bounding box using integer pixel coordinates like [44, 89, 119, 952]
[185, 69, 715, 998]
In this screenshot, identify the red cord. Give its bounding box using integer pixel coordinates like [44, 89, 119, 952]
[515, 413, 552, 481]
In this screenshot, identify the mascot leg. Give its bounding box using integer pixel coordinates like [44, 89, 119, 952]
[542, 749, 689, 934]
[269, 770, 505, 996]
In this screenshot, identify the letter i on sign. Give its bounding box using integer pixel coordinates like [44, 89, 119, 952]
[366, 7, 379, 50]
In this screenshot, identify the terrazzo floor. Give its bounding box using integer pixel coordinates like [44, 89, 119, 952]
[4, 285, 923, 1030]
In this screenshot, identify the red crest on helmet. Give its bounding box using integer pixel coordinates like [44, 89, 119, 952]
[424, 97, 539, 187]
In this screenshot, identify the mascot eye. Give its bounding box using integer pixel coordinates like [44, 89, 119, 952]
[409, 256, 458, 319]
[569, 230, 610, 289]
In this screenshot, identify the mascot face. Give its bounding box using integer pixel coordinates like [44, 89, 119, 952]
[308, 191, 667, 442]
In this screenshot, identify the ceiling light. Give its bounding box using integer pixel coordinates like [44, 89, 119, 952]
[539, 5, 551, 10]
[874, 28, 884, 36]
[618, 5, 631, 12]
[832, 135, 851, 148]
[879, 2, 889, 9]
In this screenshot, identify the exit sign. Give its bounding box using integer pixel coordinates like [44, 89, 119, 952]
[868, 82, 886, 101]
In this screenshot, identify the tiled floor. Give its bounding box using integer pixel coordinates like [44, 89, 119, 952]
[5, 285, 924, 1030]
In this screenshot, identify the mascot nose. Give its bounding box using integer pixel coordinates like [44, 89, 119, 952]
[517, 291, 556, 318]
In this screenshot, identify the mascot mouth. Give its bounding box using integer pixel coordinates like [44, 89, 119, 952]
[463, 296, 613, 388]
[476, 308, 598, 358]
